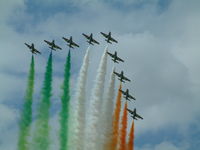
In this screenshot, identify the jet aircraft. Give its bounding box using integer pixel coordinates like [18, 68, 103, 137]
[120, 89, 136, 101]
[107, 51, 124, 63]
[44, 40, 62, 50]
[127, 108, 143, 120]
[25, 43, 41, 54]
[114, 71, 131, 83]
[62, 36, 79, 48]
[100, 32, 118, 44]
[82, 33, 100, 45]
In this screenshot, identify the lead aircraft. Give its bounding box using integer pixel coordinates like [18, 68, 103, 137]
[25, 43, 41, 54]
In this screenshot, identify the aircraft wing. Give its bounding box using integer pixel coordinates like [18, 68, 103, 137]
[114, 71, 120, 77]
[129, 95, 136, 100]
[82, 33, 90, 39]
[92, 39, 100, 44]
[62, 37, 70, 42]
[25, 43, 31, 49]
[34, 49, 41, 54]
[123, 76, 131, 82]
[54, 44, 62, 50]
[136, 114, 143, 119]
[127, 108, 134, 115]
[72, 42, 79, 47]
[107, 51, 114, 57]
[117, 57, 124, 62]
[44, 40, 52, 46]
[110, 37, 118, 43]
[119, 89, 125, 95]
[132, 116, 138, 120]
[101, 32, 108, 38]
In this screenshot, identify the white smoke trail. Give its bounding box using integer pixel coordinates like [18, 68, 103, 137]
[100, 69, 115, 149]
[68, 46, 91, 150]
[85, 46, 108, 150]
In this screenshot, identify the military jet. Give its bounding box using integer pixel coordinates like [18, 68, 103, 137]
[127, 108, 143, 120]
[44, 40, 62, 50]
[120, 89, 136, 101]
[62, 36, 79, 48]
[82, 33, 100, 45]
[100, 32, 118, 44]
[107, 51, 124, 63]
[114, 71, 131, 83]
[25, 43, 41, 54]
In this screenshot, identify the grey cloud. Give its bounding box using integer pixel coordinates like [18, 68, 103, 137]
[136, 141, 188, 150]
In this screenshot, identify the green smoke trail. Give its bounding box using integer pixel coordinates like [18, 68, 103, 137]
[18, 55, 35, 150]
[32, 52, 53, 150]
[59, 50, 71, 150]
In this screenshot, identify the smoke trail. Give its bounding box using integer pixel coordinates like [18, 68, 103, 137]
[101, 69, 115, 150]
[127, 121, 134, 150]
[119, 101, 128, 150]
[107, 84, 122, 150]
[59, 50, 71, 150]
[85, 47, 108, 150]
[32, 52, 53, 150]
[18, 56, 35, 150]
[70, 47, 90, 150]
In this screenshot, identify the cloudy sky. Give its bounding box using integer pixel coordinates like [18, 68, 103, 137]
[0, 0, 200, 150]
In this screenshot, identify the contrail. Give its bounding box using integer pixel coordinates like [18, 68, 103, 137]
[108, 84, 122, 150]
[70, 47, 91, 150]
[127, 121, 134, 150]
[85, 46, 108, 150]
[100, 69, 115, 150]
[119, 101, 128, 150]
[18, 55, 35, 150]
[59, 50, 71, 150]
[32, 52, 53, 150]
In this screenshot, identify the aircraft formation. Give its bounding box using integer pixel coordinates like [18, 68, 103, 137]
[25, 31, 143, 120]
[25, 32, 117, 54]
[104, 37, 143, 121]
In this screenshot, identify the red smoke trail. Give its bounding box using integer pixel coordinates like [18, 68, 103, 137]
[118, 101, 128, 150]
[106, 84, 122, 150]
[127, 121, 134, 150]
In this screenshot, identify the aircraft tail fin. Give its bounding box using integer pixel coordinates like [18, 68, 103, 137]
[112, 59, 119, 63]
[88, 41, 94, 45]
[106, 39, 112, 44]
[120, 79, 125, 83]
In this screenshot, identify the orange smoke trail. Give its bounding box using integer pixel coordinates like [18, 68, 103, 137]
[106, 84, 122, 150]
[127, 121, 134, 150]
[118, 101, 128, 150]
